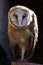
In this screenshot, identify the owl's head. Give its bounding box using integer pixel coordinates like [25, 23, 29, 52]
[8, 5, 32, 28]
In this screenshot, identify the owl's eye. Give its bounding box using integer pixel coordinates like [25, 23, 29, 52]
[13, 14, 18, 19]
[22, 14, 26, 19]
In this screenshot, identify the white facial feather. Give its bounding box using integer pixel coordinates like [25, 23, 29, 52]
[10, 8, 29, 27]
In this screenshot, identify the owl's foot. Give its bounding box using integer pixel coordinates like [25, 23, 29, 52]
[17, 59, 26, 62]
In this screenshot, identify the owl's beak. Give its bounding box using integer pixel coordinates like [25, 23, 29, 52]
[18, 20, 22, 26]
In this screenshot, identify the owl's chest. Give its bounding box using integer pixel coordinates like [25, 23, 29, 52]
[8, 23, 29, 43]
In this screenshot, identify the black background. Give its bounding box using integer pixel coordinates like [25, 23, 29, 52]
[0, 0, 43, 64]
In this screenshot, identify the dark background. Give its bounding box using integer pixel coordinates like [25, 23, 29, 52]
[0, 0, 43, 64]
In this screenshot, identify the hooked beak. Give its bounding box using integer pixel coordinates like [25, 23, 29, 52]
[18, 20, 22, 26]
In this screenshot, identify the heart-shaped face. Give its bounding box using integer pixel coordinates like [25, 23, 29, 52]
[8, 6, 30, 27]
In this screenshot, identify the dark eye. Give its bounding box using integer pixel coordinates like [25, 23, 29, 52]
[22, 14, 26, 19]
[13, 14, 18, 19]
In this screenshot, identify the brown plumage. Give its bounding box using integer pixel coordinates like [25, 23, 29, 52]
[8, 5, 38, 61]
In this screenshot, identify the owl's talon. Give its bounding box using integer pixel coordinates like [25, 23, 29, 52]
[17, 59, 26, 62]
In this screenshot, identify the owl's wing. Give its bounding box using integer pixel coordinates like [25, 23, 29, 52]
[33, 13, 38, 48]
[28, 12, 38, 48]
[27, 12, 38, 58]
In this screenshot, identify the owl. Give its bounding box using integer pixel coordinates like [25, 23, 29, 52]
[8, 5, 38, 61]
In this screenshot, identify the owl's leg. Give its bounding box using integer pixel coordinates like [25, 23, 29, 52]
[10, 46, 15, 60]
[21, 48, 26, 61]
[10, 46, 16, 60]
[17, 48, 26, 61]
[9, 42, 16, 60]
[26, 33, 34, 61]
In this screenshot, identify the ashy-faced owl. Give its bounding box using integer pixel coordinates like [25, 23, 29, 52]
[8, 5, 38, 61]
